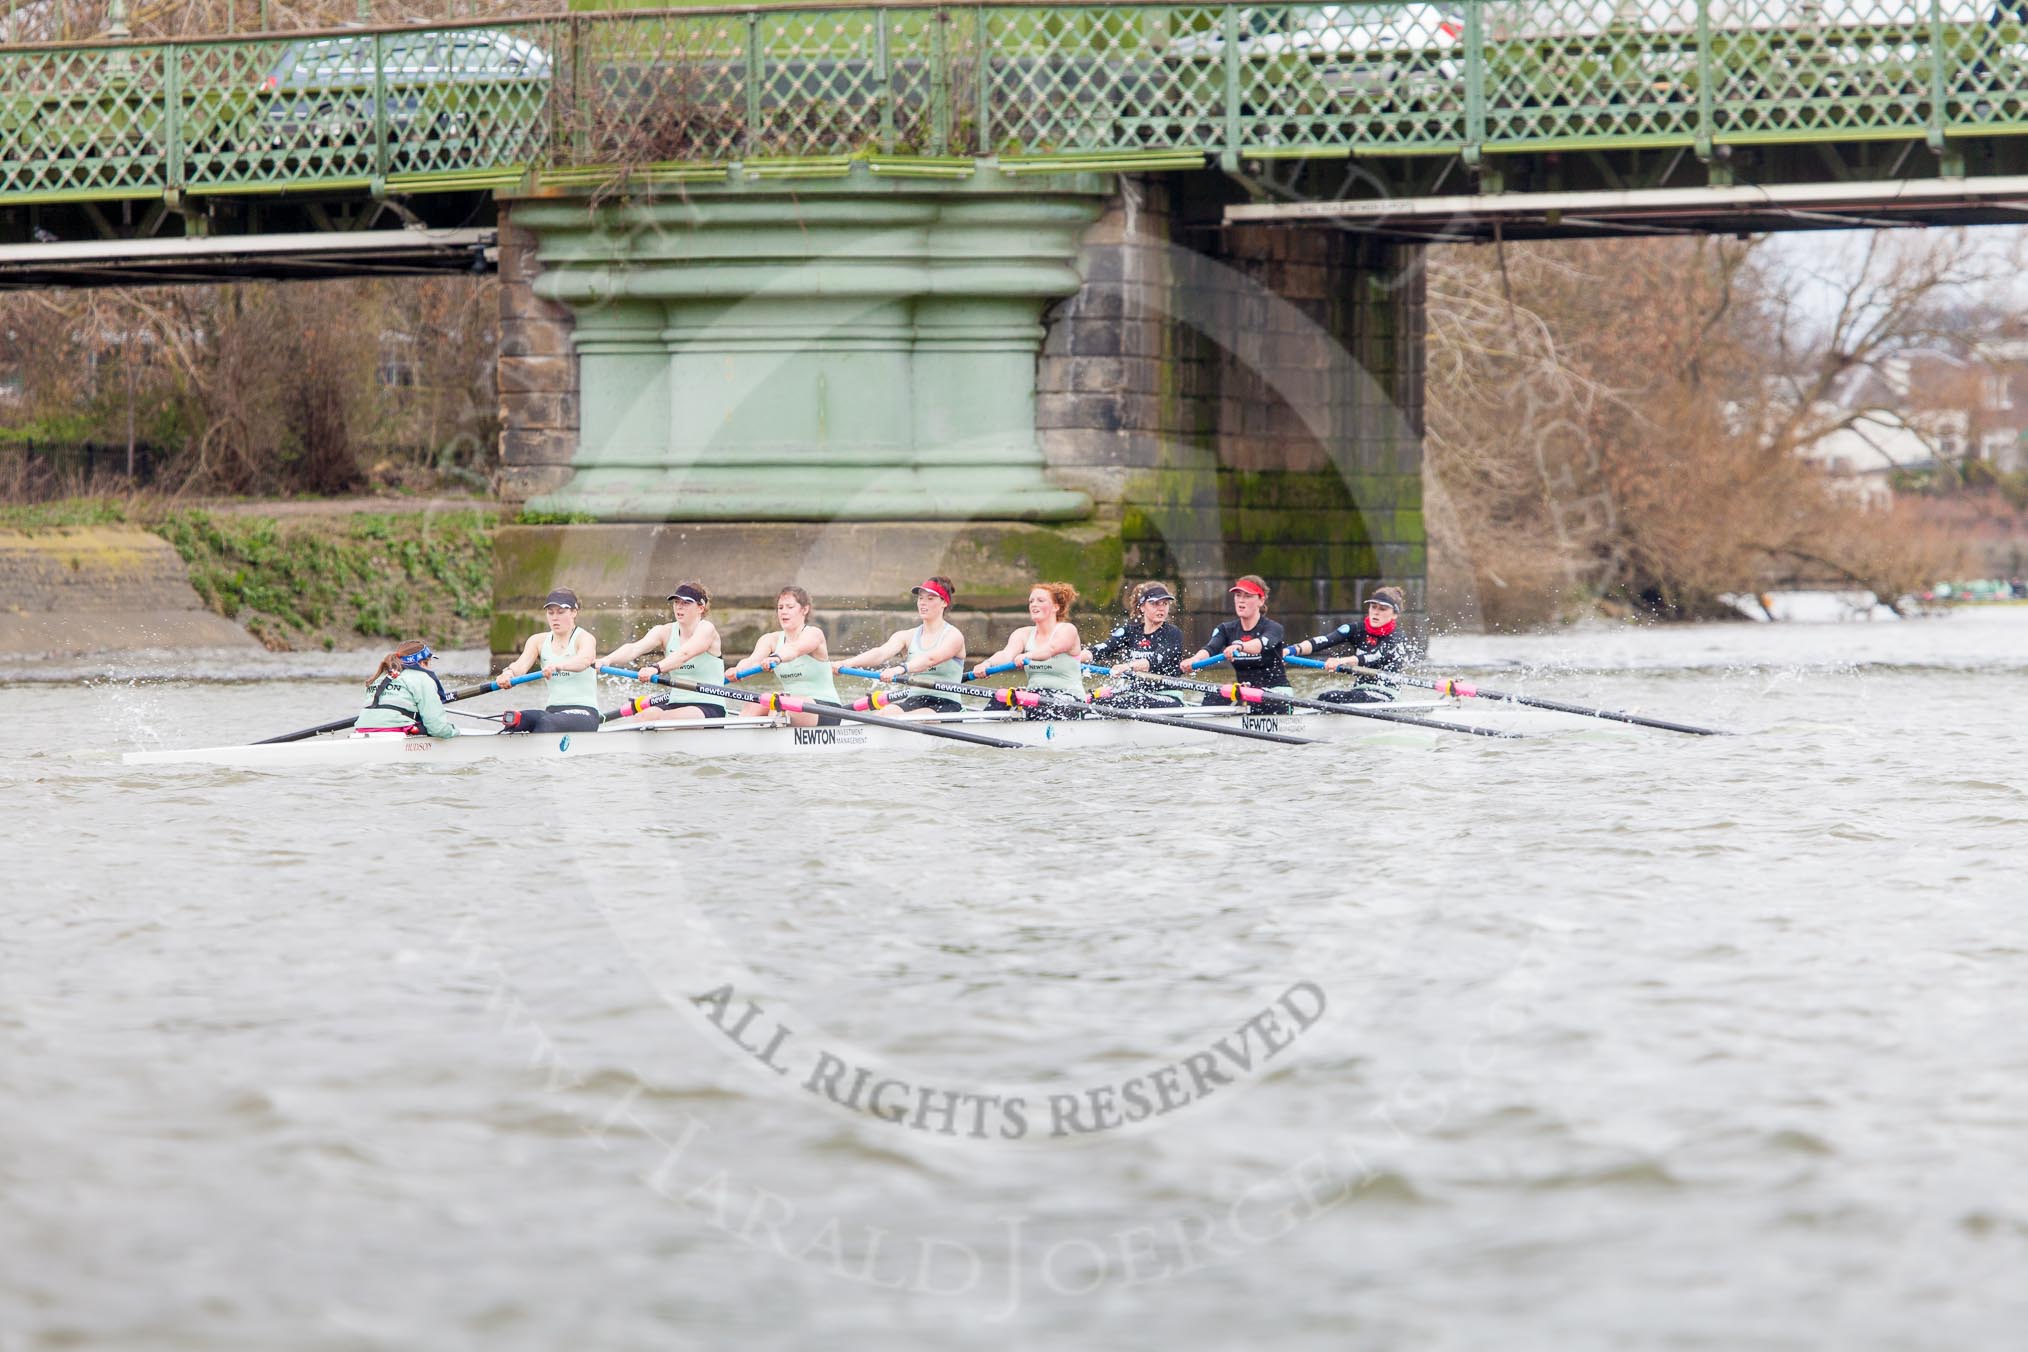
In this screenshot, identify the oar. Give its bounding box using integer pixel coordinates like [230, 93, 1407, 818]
[1283, 654, 1726, 736]
[599, 693, 667, 724]
[836, 666, 1319, 746]
[724, 652, 916, 682]
[1148, 661, 1520, 739]
[253, 714, 378, 745]
[836, 666, 1035, 711]
[251, 671, 546, 745]
[597, 666, 1026, 750]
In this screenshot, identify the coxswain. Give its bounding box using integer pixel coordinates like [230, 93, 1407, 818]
[352, 640, 459, 738]
[601, 581, 728, 721]
[834, 577, 967, 716]
[495, 588, 602, 733]
[733, 586, 841, 729]
[1182, 574, 1293, 713]
[1287, 585, 1413, 704]
[972, 582, 1085, 716]
[1082, 580, 1185, 708]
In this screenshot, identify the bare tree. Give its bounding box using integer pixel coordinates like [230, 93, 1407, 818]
[0, 276, 498, 497]
[1426, 230, 1983, 624]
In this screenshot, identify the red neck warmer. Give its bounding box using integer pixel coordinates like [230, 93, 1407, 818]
[1365, 613, 1398, 638]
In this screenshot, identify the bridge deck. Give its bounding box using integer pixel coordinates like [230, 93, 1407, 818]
[6, 0, 2028, 262]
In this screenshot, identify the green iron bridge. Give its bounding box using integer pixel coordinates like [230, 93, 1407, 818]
[9, 0, 2028, 282]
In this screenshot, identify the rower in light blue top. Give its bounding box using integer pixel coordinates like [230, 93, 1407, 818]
[833, 576, 967, 716]
[495, 587, 603, 733]
[600, 580, 728, 720]
[974, 582, 1087, 713]
[733, 586, 841, 729]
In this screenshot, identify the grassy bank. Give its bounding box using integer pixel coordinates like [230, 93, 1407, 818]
[0, 497, 497, 651]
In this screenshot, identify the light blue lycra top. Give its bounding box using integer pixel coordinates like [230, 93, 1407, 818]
[906, 623, 964, 685]
[771, 645, 839, 703]
[1022, 626, 1085, 695]
[662, 621, 726, 708]
[540, 629, 600, 710]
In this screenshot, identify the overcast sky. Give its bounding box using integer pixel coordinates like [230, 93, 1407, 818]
[1760, 223, 2028, 344]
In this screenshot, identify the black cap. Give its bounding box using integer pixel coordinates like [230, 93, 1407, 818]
[542, 588, 580, 609]
[1137, 584, 1177, 604]
[667, 585, 706, 604]
[1368, 585, 1406, 612]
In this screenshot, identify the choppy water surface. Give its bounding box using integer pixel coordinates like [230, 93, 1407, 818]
[4, 612, 2026, 1349]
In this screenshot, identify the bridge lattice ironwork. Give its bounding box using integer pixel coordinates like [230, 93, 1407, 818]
[2, 0, 2026, 206]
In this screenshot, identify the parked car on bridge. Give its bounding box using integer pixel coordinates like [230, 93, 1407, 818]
[1162, 4, 1466, 99]
[258, 28, 552, 143]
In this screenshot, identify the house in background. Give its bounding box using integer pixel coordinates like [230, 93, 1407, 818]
[1795, 331, 2028, 500]
[1793, 411, 1941, 507]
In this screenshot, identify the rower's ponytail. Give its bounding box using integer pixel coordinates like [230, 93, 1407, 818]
[369, 640, 429, 686]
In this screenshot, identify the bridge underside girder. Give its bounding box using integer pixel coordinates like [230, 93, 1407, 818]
[0, 189, 497, 289]
[7, 131, 2028, 291]
[1225, 134, 2028, 239]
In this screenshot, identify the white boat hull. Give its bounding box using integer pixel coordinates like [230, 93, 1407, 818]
[120, 699, 1583, 771]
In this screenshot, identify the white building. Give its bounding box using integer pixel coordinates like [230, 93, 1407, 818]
[1793, 410, 1942, 507]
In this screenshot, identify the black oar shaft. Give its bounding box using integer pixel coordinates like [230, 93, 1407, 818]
[252, 716, 357, 746]
[1459, 687, 1722, 736]
[249, 676, 529, 746]
[1392, 672, 1724, 737]
[1028, 690, 1316, 744]
[853, 669, 1317, 746]
[599, 693, 666, 724]
[602, 667, 1025, 750]
[1146, 669, 1518, 739]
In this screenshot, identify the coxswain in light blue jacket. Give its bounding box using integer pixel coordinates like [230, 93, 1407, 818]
[353, 641, 459, 738]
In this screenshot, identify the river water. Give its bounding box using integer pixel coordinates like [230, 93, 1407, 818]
[4, 610, 2025, 1349]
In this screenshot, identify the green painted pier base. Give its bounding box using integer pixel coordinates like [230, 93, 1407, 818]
[493, 166, 1426, 655]
[512, 166, 1104, 523]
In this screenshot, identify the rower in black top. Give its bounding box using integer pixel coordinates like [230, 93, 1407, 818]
[1288, 584, 1416, 704]
[1083, 580, 1187, 708]
[1183, 574, 1294, 713]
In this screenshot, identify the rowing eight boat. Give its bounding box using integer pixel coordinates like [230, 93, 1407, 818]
[120, 697, 1580, 770]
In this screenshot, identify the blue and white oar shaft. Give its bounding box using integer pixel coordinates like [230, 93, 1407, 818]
[459, 671, 547, 700]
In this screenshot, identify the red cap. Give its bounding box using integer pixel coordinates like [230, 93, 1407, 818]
[911, 579, 952, 605]
[1228, 577, 1267, 598]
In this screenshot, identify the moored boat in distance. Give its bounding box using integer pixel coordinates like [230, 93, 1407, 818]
[118, 698, 1605, 771]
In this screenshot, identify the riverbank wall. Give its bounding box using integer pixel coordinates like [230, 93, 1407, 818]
[0, 504, 495, 657]
[0, 525, 260, 657]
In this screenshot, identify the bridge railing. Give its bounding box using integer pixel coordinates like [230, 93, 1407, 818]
[3, 0, 2026, 204]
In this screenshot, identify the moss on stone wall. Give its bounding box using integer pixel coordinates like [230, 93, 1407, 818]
[966, 522, 1125, 608]
[491, 519, 1129, 657]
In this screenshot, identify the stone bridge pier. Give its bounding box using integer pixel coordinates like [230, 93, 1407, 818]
[492, 166, 1424, 657]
